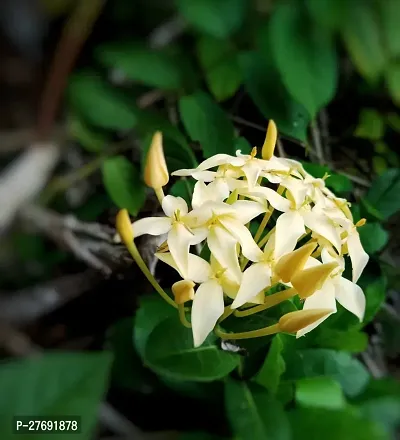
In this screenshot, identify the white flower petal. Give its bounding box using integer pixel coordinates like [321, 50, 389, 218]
[242, 162, 261, 188]
[208, 225, 242, 283]
[296, 282, 337, 337]
[347, 231, 369, 283]
[231, 262, 271, 309]
[132, 217, 172, 238]
[275, 210, 305, 258]
[280, 177, 307, 208]
[336, 277, 366, 321]
[219, 218, 264, 262]
[191, 280, 224, 347]
[198, 154, 237, 170]
[167, 223, 193, 278]
[192, 181, 211, 209]
[239, 187, 291, 212]
[230, 200, 266, 224]
[162, 195, 188, 217]
[303, 211, 342, 253]
[208, 178, 230, 202]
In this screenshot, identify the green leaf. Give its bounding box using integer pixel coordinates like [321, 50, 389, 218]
[289, 408, 389, 440]
[359, 223, 389, 254]
[365, 168, 400, 219]
[306, 0, 343, 30]
[359, 397, 400, 436]
[354, 109, 385, 141]
[101, 156, 146, 216]
[134, 295, 176, 359]
[341, 3, 386, 82]
[312, 328, 368, 353]
[144, 317, 239, 381]
[225, 379, 291, 440]
[96, 42, 186, 90]
[235, 136, 252, 155]
[68, 72, 138, 130]
[176, 0, 246, 39]
[169, 179, 195, 207]
[362, 275, 387, 324]
[386, 112, 400, 132]
[296, 377, 346, 409]
[179, 91, 236, 157]
[269, 3, 338, 118]
[197, 35, 242, 101]
[284, 349, 370, 398]
[69, 115, 110, 153]
[254, 334, 285, 394]
[0, 352, 111, 440]
[386, 62, 400, 105]
[240, 50, 309, 142]
[379, 0, 400, 58]
[301, 162, 353, 193]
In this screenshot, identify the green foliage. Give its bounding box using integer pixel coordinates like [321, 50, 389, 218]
[240, 50, 309, 141]
[379, 0, 400, 58]
[144, 317, 240, 381]
[365, 168, 400, 219]
[69, 115, 110, 153]
[179, 91, 236, 157]
[68, 72, 138, 130]
[295, 377, 346, 409]
[96, 43, 188, 90]
[354, 109, 385, 141]
[301, 162, 353, 193]
[101, 156, 146, 215]
[176, 0, 247, 39]
[359, 223, 389, 254]
[284, 349, 370, 398]
[386, 62, 400, 105]
[196, 36, 242, 101]
[0, 352, 111, 440]
[225, 379, 291, 440]
[269, 2, 338, 118]
[306, 0, 343, 30]
[312, 328, 368, 354]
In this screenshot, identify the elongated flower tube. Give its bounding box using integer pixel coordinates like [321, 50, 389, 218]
[278, 309, 333, 333]
[144, 131, 169, 202]
[261, 120, 277, 160]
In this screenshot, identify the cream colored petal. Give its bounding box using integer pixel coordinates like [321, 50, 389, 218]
[296, 282, 337, 337]
[281, 177, 307, 208]
[218, 218, 264, 262]
[240, 187, 291, 212]
[167, 223, 193, 278]
[208, 178, 230, 202]
[132, 217, 172, 238]
[162, 195, 188, 217]
[335, 277, 366, 321]
[198, 154, 238, 171]
[208, 225, 242, 284]
[242, 162, 261, 188]
[191, 280, 224, 347]
[171, 167, 197, 177]
[275, 210, 305, 258]
[231, 262, 271, 309]
[347, 231, 369, 283]
[192, 181, 212, 209]
[303, 211, 342, 253]
[189, 226, 209, 245]
[231, 200, 266, 224]
[156, 252, 212, 282]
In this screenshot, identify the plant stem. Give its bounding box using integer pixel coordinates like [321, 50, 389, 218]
[178, 304, 191, 328]
[215, 323, 280, 340]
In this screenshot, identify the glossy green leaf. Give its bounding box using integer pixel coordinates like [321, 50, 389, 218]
[301, 162, 353, 193]
[69, 115, 110, 153]
[379, 0, 400, 58]
[386, 62, 400, 105]
[269, 3, 338, 118]
[296, 377, 345, 409]
[0, 352, 111, 440]
[306, 0, 343, 30]
[365, 168, 400, 219]
[386, 112, 400, 132]
[289, 408, 388, 440]
[341, 3, 386, 82]
[225, 379, 291, 440]
[144, 317, 239, 381]
[284, 349, 370, 397]
[197, 36, 242, 101]
[240, 50, 309, 142]
[179, 91, 236, 157]
[354, 109, 385, 140]
[313, 328, 368, 353]
[360, 397, 400, 436]
[134, 295, 176, 359]
[176, 0, 246, 39]
[362, 275, 387, 324]
[101, 156, 146, 216]
[96, 42, 186, 90]
[254, 334, 285, 394]
[359, 223, 389, 254]
[68, 72, 138, 130]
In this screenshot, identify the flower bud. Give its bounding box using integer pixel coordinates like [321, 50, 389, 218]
[172, 280, 195, 305]
[144, 131, 169, 189]
[261, 120, 277, 160]
[116, 209, 133, 246]
[291, 262, 338, 299]
[278, 309, 332, 333]
[274, 242, 317, 283]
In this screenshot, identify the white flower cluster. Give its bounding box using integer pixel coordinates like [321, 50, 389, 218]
[130, 126, 369, 347]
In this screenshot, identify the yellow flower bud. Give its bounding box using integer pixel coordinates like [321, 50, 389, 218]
[278, 309, 333, 333]
[261, 120, 277, 160]
[172, 280, 195, 305]
[116, 209, 133, 246]
[274, 242, 317, 283]
[291, 262, 338, 299]
[144, 131, 169, 189]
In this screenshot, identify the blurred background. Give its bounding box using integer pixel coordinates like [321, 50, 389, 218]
[0, 0, 399, 439]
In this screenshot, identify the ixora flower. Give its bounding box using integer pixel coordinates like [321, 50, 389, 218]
[115, 121, 369, 348]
